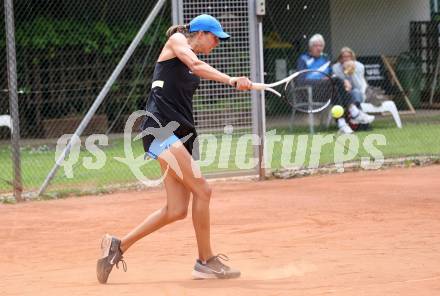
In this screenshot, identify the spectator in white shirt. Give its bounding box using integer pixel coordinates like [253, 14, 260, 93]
[332, 47, 368, 105]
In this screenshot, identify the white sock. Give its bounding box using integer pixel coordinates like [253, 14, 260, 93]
[337, 118, 348, 128]
[349, 105, 360, 118]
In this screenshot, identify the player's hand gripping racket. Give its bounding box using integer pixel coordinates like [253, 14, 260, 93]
[252, 69, 335, 113]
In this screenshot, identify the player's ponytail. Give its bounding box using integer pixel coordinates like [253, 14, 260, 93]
[166, 24, 190, 38]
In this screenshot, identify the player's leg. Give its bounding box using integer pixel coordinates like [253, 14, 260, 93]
[158, 141, 214, 260]
[159, 141, 240, 279]
[97, 148, 190, 284]
[119, 163, 191, 253]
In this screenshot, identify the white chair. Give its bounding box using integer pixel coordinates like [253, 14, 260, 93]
[361, 100, 402, 128]
[0, 114, 12, 132]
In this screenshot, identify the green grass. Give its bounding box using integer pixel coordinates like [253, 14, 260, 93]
[0, 116, 439, 194]
[269, 121, 440, 169]
[0, 132, 254, 193]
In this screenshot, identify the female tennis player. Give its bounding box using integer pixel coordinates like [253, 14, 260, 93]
[97, 14, 251, 283]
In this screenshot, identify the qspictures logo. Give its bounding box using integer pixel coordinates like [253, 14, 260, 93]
[55, 111, 386, 186]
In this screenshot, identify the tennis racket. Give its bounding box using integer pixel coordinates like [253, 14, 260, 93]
[252, 69, 335, 113]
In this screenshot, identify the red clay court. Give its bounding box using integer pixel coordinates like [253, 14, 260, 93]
[1, 165, 440, 296]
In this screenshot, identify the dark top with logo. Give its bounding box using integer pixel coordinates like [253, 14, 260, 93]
[141, 57, 201, 157]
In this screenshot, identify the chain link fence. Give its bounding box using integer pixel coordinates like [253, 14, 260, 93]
[176, 0, 259, 177]
[0, 0, 260, 197]
[263, 0, 440, 170]
[1, 0, 172, 195]
[1, 0, 440, 198]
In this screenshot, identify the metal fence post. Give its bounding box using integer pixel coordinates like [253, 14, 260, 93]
[249, 0, 266, 179]
[171, 0, 181, 25]
[4, 0, 23, 202]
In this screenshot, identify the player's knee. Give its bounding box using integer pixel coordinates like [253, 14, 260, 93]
[194, 181, 212, 201]
[167, 206, 188, 222]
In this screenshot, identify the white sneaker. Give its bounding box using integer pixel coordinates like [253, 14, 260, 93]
[338, 124, 353, 134]
[351, 111, 375, 124]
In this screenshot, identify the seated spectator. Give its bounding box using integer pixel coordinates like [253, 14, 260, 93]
[332, 47, 367, 105]
[297, 34, 374, 134]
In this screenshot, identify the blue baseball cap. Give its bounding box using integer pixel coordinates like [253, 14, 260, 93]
[189, 14, 230, 40]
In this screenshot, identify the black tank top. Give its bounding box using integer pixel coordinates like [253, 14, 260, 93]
[141, 57, 201, 156]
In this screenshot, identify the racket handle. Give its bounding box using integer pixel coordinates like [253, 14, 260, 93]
[251, 83, 281, 97]
[251, 83, 267, 91]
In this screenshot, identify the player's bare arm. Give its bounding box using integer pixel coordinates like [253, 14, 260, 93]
[167, 33, 251, 90]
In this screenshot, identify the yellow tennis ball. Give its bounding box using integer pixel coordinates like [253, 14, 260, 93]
[331, 105, 344, 118]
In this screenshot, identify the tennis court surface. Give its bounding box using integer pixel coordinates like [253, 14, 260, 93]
[1, 165, 440, 296]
